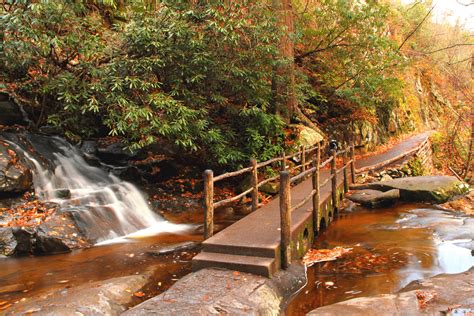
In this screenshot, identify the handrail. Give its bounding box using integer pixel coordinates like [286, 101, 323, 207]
[290, 166, 316, 183]
[203, 139, 362, 241]
[291, 189, 316, 211]
[320, 156, 333, 169]
[213, 166, 253, 182]
[319, 177, 331, 187]
[355, 137, 429, 174]
[257, 174, 280, 188]
[256, 156, 284, 169]
[214, 187, 253, 208]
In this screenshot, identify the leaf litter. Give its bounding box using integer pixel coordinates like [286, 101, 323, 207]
[302, 246, 352, 267]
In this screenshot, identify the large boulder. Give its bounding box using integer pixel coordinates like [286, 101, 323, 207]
[350, 176, 469, 204]
[124, 265, 306, 315]
[297, 125, 324, 147]
[348, 189, 400, 208]
[0, 140, 32, 194]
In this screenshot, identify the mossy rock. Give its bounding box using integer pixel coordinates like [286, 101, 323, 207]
[351, 176, 469, 204]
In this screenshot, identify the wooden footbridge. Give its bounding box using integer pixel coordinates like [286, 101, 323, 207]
[192, 133, 432, 277]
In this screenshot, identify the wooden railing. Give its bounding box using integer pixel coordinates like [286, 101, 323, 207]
[202, 142, 356, 241]
[202, 144, 321, 239]
[278, 145, 355, 268]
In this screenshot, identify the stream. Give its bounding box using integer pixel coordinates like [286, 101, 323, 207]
[1, 133, 473, 314]
[286, 203, 474, 315]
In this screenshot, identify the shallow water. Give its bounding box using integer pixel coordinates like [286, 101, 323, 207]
[286, 203, 474, 315]
[0, 232, 200, 309]
[0, 202, 244, 311]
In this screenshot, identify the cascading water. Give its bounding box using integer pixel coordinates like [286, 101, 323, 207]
[7, 135, 189, 243]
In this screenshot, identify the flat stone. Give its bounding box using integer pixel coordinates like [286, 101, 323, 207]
[309, 267, 474, 315]
[7, 274, 150, 315]
[350, 176, 469, 204]
[147, 241, 199, 256]
[124, 265, 306, 316]
[348, 189, 400, 208]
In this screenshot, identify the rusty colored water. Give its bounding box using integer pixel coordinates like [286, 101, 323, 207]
[286, 203, 474, 315]
[0, 232, 199, 308]
[0, 202, 245, 311]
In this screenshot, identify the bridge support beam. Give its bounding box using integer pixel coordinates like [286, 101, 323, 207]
[330, 149, 338, 212]
[279, 171, 292, 269]
[203, 170, 214, 239]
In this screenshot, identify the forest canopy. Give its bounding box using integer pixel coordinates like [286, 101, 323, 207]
[1, 0, 472, 171]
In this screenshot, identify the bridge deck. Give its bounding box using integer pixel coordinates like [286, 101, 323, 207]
[193, 133, 430, 277]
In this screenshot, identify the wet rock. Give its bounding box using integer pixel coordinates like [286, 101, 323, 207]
[351, 176, 469, 204]
[97, 142, 139, 164]
[33, 232, 70, 255]
[437, 190, 474, 216]
[80, 140, 98, 156]
[348, 189, 400, 208]
[0, 227, 16, 256]
[0, 140, 32, 193]
[0, 95, 28, 126]
[8, 274, 151, 315]
[52, 188, 71, 199]
[309, 267, 474, 316]
[12, 227, 70, 256]
[12, 227, 35, 255]
[38, 125, 63, 135]
[147, 241, 199, 256]
[3, 209, 87, 257]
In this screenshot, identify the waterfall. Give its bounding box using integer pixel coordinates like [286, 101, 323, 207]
[8, 135, 189, 244]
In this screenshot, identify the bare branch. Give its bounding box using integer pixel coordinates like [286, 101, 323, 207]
[423, 43, 474, 55]
[399, 5, 435, 51]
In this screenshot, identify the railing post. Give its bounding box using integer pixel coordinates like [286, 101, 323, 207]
[301, 146, 306, 172]
[281, 150, 286, 171]
[350, 144, 356, 183]
[250, 158, 258, 212]
[312, 143, 321, 232]
[343, 147, 349, 193]
[330, 149, 338, 212]
[203, 170, 214, 239]
[279, 171, 291, 269]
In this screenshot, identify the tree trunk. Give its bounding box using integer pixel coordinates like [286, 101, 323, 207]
[272, 0, 296, 123]
[464, 54, 474, 181]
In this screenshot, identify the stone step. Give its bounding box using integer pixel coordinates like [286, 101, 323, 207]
[192, 251, 278, 278]
[202, 241, 279, 259]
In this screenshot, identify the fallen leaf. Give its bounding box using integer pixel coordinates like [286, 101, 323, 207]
[133, 291, 146, 298]
[416, 290, 437, 309]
